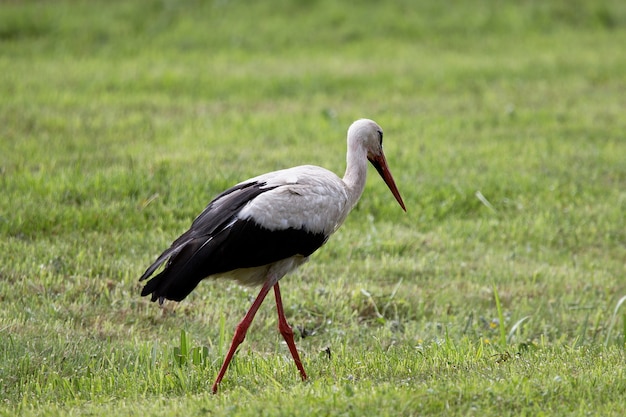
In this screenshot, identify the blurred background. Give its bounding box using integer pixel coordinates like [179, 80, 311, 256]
[1, 0, 625, 412]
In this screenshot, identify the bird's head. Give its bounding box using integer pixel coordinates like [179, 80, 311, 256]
[348, 119, 406, 212]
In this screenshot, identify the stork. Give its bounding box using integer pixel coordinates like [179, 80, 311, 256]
[139, 118, 406, 393]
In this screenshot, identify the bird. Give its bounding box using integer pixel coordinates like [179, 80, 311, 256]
[139, 118, 406, 393]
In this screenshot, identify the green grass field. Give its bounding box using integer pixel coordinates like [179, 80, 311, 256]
[1, 0, 626, 415]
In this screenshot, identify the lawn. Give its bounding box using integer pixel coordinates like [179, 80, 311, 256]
[1, 0, 626, 415]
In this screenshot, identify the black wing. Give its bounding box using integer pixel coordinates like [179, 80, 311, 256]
[139, 181, 272, 282]
[139, 180, 327, 303]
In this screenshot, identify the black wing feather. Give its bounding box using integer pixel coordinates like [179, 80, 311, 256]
[139, 180, 327, 303]
[139, 180, 273, 282]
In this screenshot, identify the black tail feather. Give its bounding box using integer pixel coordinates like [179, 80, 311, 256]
[139, 238, 191, 282]
[139, 238, 208, 303]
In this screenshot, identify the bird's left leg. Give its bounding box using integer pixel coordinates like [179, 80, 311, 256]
[273, 282, 308, 381]
[212, 279, 273, 394]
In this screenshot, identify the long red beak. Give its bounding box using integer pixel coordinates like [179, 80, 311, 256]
[369, 153, 407, 212]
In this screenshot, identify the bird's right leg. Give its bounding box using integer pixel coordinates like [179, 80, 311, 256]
[273, 283, 308, 381]
[211, 280, 273, 394]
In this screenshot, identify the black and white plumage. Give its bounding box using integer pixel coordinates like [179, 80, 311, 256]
[139, 118, 406, 393]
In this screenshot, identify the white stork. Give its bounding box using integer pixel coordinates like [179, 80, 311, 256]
[139, 118, 406, 393]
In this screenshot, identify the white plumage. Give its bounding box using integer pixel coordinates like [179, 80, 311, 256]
[139, 118, 406, 393]
[238, 165, 349, 234]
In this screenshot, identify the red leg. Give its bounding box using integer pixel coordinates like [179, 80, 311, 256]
[211, 280, 273, 394]
[273, 283, 308, 381]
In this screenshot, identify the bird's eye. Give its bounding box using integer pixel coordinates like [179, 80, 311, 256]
[377, 130, 383, 145]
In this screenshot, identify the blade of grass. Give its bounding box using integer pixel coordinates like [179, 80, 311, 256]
[493, 285, 507, 348]
[604, 294, 626, 347]
[506, 316, 531, 344]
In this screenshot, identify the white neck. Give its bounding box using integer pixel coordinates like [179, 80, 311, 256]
[342, 140, 369, 210]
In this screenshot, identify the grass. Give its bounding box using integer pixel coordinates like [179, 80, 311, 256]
[1, 0, 626, 415]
